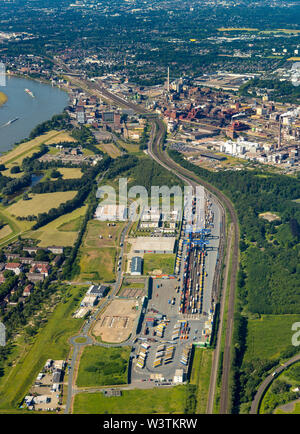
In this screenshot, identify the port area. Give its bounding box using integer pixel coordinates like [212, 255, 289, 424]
[130, 190, 221, 385]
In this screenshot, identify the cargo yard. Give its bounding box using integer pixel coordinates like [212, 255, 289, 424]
[130, 189, 221, 384]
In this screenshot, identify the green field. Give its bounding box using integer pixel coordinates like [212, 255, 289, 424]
[143, 253, 175, 275]
[73, 386, 187, 414]
[79, 247, 117, 282]
[76, 346, 130, 387]
[23, 205, 87, 247]
[58, 168, 83, 179]
[244, 314, 300, 362]
[190, 348, 213, 413]
[7, 191, 77, 218]
[0, 285, 86, 410]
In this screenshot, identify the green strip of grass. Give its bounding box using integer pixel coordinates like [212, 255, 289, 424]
[73, 386, 187, 414]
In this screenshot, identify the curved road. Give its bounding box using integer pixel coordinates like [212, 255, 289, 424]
[250, 354, 300, 414]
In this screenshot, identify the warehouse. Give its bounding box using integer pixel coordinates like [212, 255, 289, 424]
[131, 256, 143, 276]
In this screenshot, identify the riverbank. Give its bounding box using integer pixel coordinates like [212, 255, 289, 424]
[0, 91, 7, 107]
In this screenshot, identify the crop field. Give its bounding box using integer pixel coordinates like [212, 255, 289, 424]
[7, 191, 77, 218]
[244, 314, 300, 362]
[23, 205, 87, 246]
[76, 346, 130, 387]
[73, 386, 187, 414]
[0, 284, 86, 410]
[143, 253, 175, 275]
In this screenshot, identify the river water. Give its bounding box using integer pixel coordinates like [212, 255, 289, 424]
[0, 76, 69, 154]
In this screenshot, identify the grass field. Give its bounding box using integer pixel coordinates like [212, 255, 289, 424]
[23, 205, 87, 247]
[0, 284, 86, 410]
[0, 224, 12, 240]
[244, 314, 300, 362]
[0, 130, 64, 165]
[83, 220, 125, 249]
[143, 253, 175, 275]
[73, 386, 187, 414]
[78, 220, 125, 282]
[43, 131, 77, 145]
[58, 168, 83, 179]
[79, 247, 116, 282]
[97, 142, 122, 158]
[7, 191, 77, 218]
[190, 348, 213, 413]
[76, 346, 130, 387]
[0, 207, 33, 248]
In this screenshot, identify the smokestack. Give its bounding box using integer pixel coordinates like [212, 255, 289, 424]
[167, 66, 170, 92]
[278, 116, 282, 149]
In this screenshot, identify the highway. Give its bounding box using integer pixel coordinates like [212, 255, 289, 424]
[56, 62, 239, 414]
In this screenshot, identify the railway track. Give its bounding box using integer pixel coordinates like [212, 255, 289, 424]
[56, 65, 240, 413]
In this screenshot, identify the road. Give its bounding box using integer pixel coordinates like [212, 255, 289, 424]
[56, 63, 239, 414]
[250, 353, 300, 414]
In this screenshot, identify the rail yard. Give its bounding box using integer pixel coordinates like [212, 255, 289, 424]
[130, 189, 221, 384]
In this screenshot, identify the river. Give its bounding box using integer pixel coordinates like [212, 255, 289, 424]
[0, 76, 69, 154]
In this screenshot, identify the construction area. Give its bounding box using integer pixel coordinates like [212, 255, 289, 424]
[92, 299, 141, 343]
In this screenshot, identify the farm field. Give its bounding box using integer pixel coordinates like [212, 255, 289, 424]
[243, 314, 300, 362]
[7, 191, 77, 218]
[190, 348, 213, 413]
[22, 205, 87, 247]
[73, 386, 187, 414]
[0, 284, 86, 410]
[76, 346, 130, 387]
[143, 253, 175, 275]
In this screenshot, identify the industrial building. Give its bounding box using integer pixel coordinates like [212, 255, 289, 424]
[131, 256, 143, 276]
